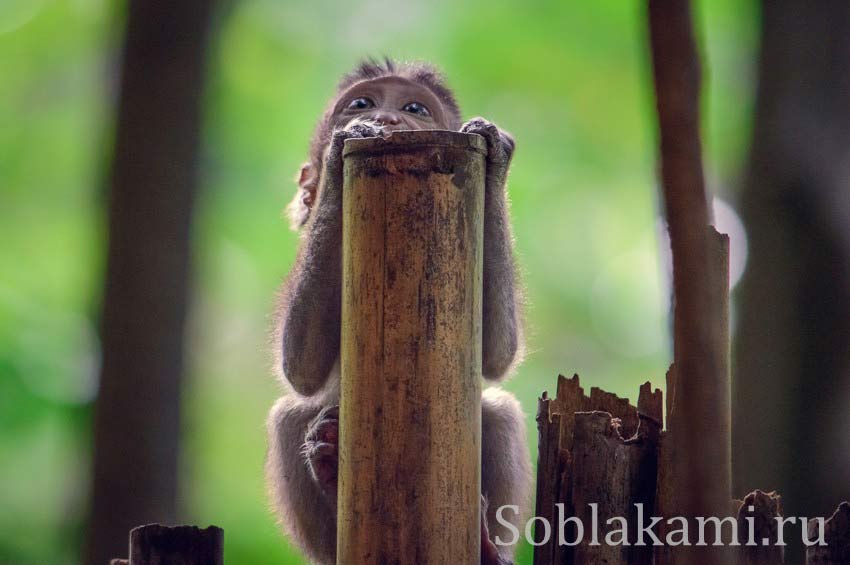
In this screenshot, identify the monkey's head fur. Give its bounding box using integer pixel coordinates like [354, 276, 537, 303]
[287, 58, 463, 229]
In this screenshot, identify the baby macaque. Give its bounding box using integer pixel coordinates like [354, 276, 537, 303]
[267, 59, 531, 564]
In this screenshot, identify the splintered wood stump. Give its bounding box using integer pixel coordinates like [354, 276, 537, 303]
[807, 502, 850, 564]
[110, 524, 223, 565]
[534, 372, 850, 564]
[338, 130, 486, 564]
[735, 490, 783, 565]
[570, 411, 660, 564]
[533, 374, 663, 565]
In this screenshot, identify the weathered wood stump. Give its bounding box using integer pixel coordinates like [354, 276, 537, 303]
[533, 373, 850, 565]
[807, 502, 850, 564]
[533, 374, 663, 565]
[736, 490, 783, 565]
[110, 524, 223, 565]
[337, 130, 486, 564]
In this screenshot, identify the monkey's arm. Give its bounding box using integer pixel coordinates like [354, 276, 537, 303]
[460, 118, 522, 380]
[278, 124, 383, 395]
[278, 170, 342, 395]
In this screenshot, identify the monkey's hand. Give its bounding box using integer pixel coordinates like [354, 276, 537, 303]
[325, 120, 388, 178]
[304, 405, 340, 501]
[317, 121, 389, 213]
[460, 117, 515, 192]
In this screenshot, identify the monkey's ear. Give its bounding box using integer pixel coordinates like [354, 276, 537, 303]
[297, 162, 316, 188]
[285, 162, 316, 231]
[296, 162, 318, 209]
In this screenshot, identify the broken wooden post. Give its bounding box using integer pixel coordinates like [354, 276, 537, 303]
[569, 410, 660, 564]
[110, 524, 223, 565]
[654, 231, 731, 565]
[807, 502, 850, 564]
[338, 130, 486, 564]
[736, 490, 784, 565]
[533, 375, 663, 564]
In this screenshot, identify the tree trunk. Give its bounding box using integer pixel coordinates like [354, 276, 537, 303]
[84, 2, 216, 563]
[733, 2, 850, 561]
[647, 1, 732, 562]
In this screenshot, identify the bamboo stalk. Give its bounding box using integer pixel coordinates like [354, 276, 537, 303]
[337, 130, 486, 564]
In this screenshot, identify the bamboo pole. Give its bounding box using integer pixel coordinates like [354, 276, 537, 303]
[337, 130, 486, 564]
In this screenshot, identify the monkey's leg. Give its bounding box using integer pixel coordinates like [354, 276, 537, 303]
[266, 395, 337, 565]
[481, 387, 533, 559]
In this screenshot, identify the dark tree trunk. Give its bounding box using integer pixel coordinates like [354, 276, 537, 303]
[647, 2, 732, 562]
[84, 1, 216, 563]
[733, 0, 850, 560]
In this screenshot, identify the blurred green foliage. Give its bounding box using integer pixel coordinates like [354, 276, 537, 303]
[0, 0, 756, 563]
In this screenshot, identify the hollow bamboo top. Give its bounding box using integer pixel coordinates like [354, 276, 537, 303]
[342, 129, 487, 158]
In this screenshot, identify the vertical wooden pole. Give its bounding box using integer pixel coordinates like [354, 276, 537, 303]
[648, 1, 732, 562]
[338, 130, 486, 564]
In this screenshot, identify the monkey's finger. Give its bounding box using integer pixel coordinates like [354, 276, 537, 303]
[305, 441, 337, 458]
[306, 412, 339, 444]
[305, 442, 339, 491]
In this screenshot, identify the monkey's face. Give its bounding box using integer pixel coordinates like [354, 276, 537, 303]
[330, 76, 453, 132]
[287, 74, 457, 229]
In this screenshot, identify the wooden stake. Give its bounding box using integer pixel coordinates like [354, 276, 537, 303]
[654, 232, 731, 565]
[736, 490, 784, 564]
[806, 502, 850, 564]
[337, 130, 486, 564]
[569, 411, 660, 564]
[110, 524, 223, 565]
[532, 375, 663, 565]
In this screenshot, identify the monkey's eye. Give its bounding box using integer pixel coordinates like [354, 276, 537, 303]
[347, 97, 374, 110]
[402, 102, 431, 117]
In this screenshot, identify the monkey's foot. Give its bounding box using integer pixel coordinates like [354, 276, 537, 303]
[481, 496, 514, 565]
[304, 405, 339, 497]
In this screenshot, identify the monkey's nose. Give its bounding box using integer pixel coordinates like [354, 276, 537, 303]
[372, 112, 401, 126]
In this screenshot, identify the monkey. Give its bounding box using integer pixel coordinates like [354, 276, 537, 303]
[266, 59, 532, 565]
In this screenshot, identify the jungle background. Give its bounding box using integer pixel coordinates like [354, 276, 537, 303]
[3, 0, 849, 563]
